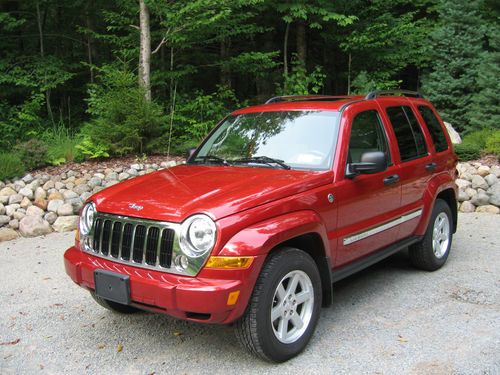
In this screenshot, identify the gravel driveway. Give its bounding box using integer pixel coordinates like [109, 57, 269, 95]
[1, 213, 499, 375]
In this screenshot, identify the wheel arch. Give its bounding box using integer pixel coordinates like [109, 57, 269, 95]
[436, 188, 458, 233]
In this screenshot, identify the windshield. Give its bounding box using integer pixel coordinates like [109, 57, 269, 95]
[191, 111, 340, 171]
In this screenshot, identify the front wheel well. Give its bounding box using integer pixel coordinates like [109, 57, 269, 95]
[268, 233, 333, 307]
[436, 189, 457, 233]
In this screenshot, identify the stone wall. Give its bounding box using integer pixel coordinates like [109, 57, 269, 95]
[456, 163, 500, 214]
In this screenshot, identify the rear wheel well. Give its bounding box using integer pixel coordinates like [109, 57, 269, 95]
[436, 189, 457, 233]
[268, 233, 333, 307]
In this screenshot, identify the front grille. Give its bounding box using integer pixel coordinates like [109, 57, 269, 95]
[89, 214, 176, 269]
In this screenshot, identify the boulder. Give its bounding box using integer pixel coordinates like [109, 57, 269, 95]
[34, 187, 47, 200]
[118, 172, 130, 181]
[73, 184, 90, 195]
[471, 175, 488, 190]
[63, 190, 79, 200]
[20, 196, 32, 209]
[0, 196, 8, 204]
[52, 215, 79, 232]
[126, 168, 138, 176]
[48, 191, 64, 201]
[0, 215, 10, 225]
[105, 172, 118, 181]
[477, 165, 490, 177]
[57, 203, 74, 216]
[12, 211, 25, 220]
[130, 163, 144, 171]
[0, 187, 17, 196]
[490, 165, 500, 178]
[489, 193, 500, 207]
[459, 201, 476, 213]
[22, 174, 34, 183]
[8, 194, 23, 205]
[33, 198, 48, 210]
[26, 205, 45, 216]
[443, 122, 462, 144]
[476, 205, 500, 214]
[19, 216, 52, 237]
[471, 192, 490, 206]
[5, 204, 20, 216]
[42, 180, 55, 190]
[54, 182, 65, 190]
[44, 212, 58, 225]
[18, 187, 34, 199]
[8, 219, 19, 229]
[0, 228, 19, 242]
[457, 190, 469, 202]
[455, 179, 471, 189]
[47, 199, 64, 213]
[80, 192, 92, 202]
[0, 203, 4, 215]
[88, 176, 102, 188]
[484, 174, 498, 187]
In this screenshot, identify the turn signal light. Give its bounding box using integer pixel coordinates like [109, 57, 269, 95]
[75, 229, 80, 242]
[205, 256, 254, 269]
[227, 290, 240, 306]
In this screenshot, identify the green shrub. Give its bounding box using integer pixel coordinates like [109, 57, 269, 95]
[0, 153, 26, 181]
[42, 126, 81, 165]
[461, 128, 494, 149]
[13, 139, 48, 170]
[485, 131, 500, 159]
[75, 136, 110, 159]
[454, 143, 481, 161]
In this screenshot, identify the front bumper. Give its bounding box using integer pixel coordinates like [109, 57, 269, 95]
[64, 246, 264, 324]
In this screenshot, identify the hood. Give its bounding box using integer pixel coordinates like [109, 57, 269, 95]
[92, 164, 333, 222]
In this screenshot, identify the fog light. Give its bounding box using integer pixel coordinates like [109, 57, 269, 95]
[175, 255, 189, 271]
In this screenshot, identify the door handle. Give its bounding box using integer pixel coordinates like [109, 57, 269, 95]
[383, 174, 400, 185]
[425, 162, 437, 172]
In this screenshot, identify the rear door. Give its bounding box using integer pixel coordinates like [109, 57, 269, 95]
[334, 102, 402, 266]
[377, 99, 433, 239]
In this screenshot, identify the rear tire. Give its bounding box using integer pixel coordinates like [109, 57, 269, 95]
[90, 291, 140, 314]
[409, 199, 453, 271]
[234, 247, 322, 362]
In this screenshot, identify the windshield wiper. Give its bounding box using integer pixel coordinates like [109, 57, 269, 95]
[193, 155, 230, 166]
[232, 156, 291, 170]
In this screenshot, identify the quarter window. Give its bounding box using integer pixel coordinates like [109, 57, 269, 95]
[418, 106, 449, 152]
[348, 110, 391, 164]
[386, 106, 427, 162]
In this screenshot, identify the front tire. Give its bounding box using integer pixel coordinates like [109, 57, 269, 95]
[409, 199, 453, 271]
[90, 291, 140, 314]
[235, 247, 322, 362]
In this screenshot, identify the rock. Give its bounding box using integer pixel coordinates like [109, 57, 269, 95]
[489, 193, 500, 207]
[66, 197, 83, 213]
[34, 187, 46, 200]
[63, 190, 79, 200]
[13, 181, 25, 191]
[464, 187, 477, 198]
[8, 219, 19, 230]
[5, 204, 20, 216]
[22, 174, 34, 183]
[490, 165, 500, 178]
[20, 196, 32, 209]
[115, 167, 123, 173]
[131, 163, 144, 170]
[126, 168, 138, 176]
[19, 216, 52, 237]
[52, 215, 79, 232]
[88, 176, 102, 188]
[104, 168, 114, 175]
[105, 180, 119, 187]
[26, 205, 45, 216]
[0, 228, 19, 242]
[66, 182, 75, 190]
[80, 192, 92, 202]
[484, 174, 498, 187]
[118, 172, 130, 181]
[48, 191, 64, 201]
[74, 177, 87, 186]
[0, 181, 4, 189]
[105, 172, 118, 181]
[39, 175, 51, 184]
[8, 194, 23, 205]
[0, 215, 10, 225]
[471, 175, 488, 190]
[34, 198, 48, 210]
[458, 190, 469, 202]
[161, 161, 177, 168]
[471, 192, 490, 206]
[93, 173, 105, 179]
[475, 205, 500, 214]
[57, 203, 74, 216]
[42, 180, 55, 190]
[67, 170, 77, 178]
[460, 172, 473, 181]
[12, 211, 25, 220]
[0, 196, 8, 204]
[44, 212, 58, 225]
[477, 165, 490, 177]
[443, 122, 461, 144]
[459, 201, 476, 213]
[27, 180, 40, 191]
[65, 176, 76, 183]
[55, 182, 65, 190]
[0, 203, 4, 215]
[138, 171, 146, 176]
[0, 187, 17, 196]
[73, 184, 90, 195]
[455, 179, 471, 189]
[145, 168, 155, 174]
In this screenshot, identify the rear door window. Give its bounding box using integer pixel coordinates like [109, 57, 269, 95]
[418, 106, 449, 152]
[386, 106, 428, 162]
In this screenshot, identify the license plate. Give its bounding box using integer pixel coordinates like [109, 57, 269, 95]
[94, 270, 130, 305]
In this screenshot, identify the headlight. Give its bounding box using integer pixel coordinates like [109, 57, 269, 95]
[80, 202, 96, 236]
[179, 214, 216, 258]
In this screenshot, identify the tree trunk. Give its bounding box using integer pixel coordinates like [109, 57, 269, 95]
[85, 1, 95, 84]
[283, 22, 290, 80]
[139, 0, 151, 101]
[36, 1, 55, 126]
[296, 21, 307, 66]
[220, 39, 231, 88]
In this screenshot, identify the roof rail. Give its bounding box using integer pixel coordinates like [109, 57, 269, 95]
[365, 90, 424, 100]
[265, 95, 353, 104]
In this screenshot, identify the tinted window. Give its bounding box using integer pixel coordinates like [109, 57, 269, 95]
[348, 110, 390, 164]
[386, 106, 427, 161]
[418, 106, 449, 152]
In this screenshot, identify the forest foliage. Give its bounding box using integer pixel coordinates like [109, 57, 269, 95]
[0, 0, 499, 176]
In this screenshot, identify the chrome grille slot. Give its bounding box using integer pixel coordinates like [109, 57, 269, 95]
[86, 213, 177, 272]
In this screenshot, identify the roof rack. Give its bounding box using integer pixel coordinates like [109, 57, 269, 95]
[264, 95, 353, 104]
[365, 90, 424, 100]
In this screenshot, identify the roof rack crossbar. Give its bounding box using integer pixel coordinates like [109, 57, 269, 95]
[265, 95, 352, 104]
[365, 90, 424, 100]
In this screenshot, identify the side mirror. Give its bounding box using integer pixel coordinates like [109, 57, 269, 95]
[186, 148, 197, 161]
[347, 151, 387, 177]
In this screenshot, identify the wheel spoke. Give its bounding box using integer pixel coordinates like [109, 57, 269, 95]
[290, 313, 304, 330]
[276, 283, 286, 301]
[271, 305, 283, 322]
[295, 290, 311, 305]
[286, 273, 300, 295]
[278, 317, 288, 340]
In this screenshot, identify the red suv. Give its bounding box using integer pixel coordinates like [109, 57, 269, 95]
[64, 90, 458, 362]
